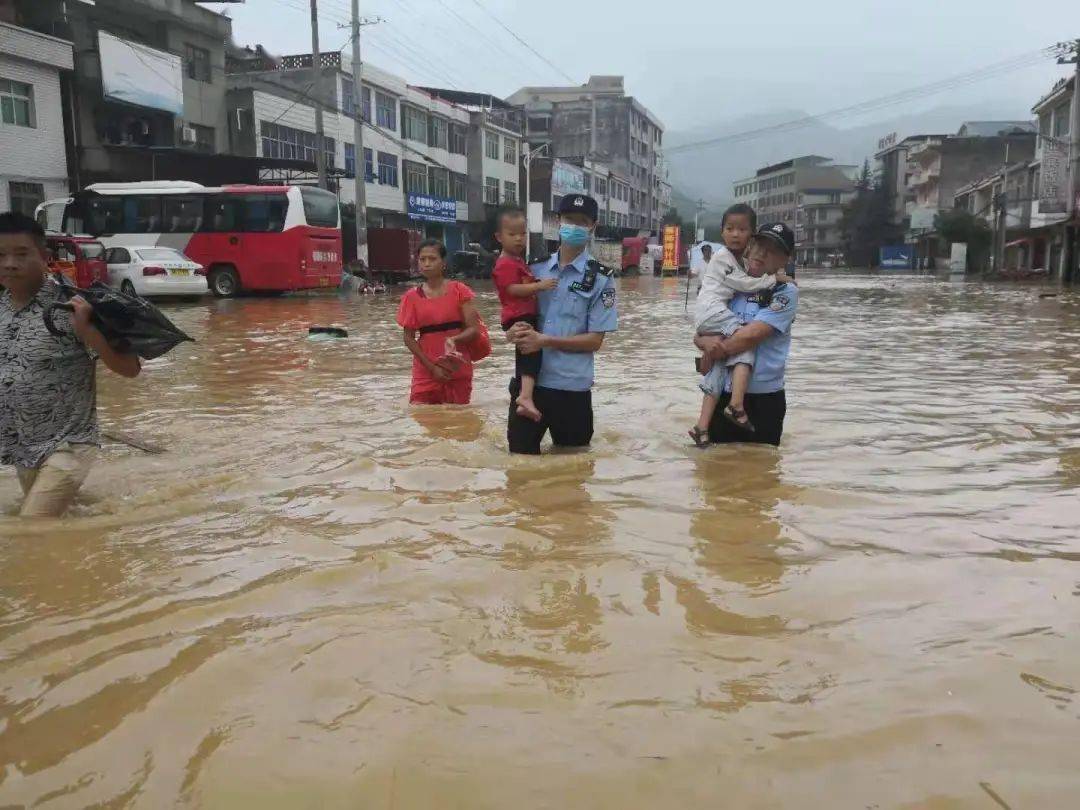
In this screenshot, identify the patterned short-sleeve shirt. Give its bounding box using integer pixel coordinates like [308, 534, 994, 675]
[0, 281, 99, 468]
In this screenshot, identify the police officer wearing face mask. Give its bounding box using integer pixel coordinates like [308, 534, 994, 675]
[505, 194, 618, 454]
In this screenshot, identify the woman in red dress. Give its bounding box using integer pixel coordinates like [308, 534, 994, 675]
[397, 240, 480, 405]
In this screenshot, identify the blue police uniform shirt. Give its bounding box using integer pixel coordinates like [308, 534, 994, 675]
[723, 282, 798, 394]
[529, 250, 618, 392]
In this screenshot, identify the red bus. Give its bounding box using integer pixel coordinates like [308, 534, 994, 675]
[37, 181, 342, 297]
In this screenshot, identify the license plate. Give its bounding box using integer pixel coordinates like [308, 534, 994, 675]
[171, 269, 189, 276]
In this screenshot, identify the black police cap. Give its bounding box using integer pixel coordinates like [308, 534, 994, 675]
[755, 222, 795, 256]
[557, 194, 599, 222]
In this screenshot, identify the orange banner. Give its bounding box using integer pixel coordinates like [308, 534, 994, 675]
[661, 225, 681, 271]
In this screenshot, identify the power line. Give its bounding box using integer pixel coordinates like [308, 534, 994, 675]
[667, 46, 1063, 156]
[464, 0, 576, 84]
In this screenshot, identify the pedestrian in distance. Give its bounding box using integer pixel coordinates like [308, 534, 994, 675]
[491, 204, 558, 422]
[689, 205, 794, 445]
[505, 194, 618, 455]
[0, 212, 141, 518]
[397, 239, 482, 405]
[694, 222, 799, 447]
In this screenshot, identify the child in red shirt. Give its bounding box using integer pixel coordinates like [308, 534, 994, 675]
[491, 206, 556, 422]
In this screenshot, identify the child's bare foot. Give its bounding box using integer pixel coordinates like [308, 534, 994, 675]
[516, 396, 542, 422]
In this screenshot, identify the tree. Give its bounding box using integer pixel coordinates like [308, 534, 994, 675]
[840, 160, 901, 267]
[934, 209, 992, 272]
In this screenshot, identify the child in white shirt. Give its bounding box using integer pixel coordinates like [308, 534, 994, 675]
[689, 206, 788, 446]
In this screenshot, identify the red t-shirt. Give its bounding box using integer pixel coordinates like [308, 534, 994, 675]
[397, 281, 475, 394]
[492, 254, 537, 323]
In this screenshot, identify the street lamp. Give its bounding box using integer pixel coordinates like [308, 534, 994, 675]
[523, 142, 550, 261]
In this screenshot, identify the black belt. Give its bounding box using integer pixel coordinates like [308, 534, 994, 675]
[418, 320, 463, 335]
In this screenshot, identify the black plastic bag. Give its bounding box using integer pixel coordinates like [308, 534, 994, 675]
[43, 277, 194, 360]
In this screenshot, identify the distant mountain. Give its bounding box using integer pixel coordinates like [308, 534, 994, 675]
[665, 103, 1034, 223]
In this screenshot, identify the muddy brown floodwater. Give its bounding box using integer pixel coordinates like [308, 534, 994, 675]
[1, 272, 1079, 808]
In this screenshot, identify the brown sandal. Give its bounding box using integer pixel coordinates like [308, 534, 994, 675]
[688, 426, 711, 448]
[722, 405, 756, 433]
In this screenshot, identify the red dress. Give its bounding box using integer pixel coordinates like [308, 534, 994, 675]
[397, 281, 475, 405]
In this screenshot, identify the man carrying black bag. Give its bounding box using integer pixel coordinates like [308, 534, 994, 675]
[0, 212, 141, 518]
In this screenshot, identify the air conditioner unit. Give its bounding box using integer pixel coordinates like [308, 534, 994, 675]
[181, 125, 197, 144]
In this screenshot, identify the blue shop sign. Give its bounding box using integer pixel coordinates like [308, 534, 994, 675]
[407, 193, 457, 224]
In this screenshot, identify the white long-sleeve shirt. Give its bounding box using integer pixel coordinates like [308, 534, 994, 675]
[694, 246, 776, 329]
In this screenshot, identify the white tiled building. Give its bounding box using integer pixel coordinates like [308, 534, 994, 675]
[0, 20, 73, 216]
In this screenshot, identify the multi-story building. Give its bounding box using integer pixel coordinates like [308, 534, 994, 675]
[506, 75, 666, 233]
[0, 14, 73, 215]
[15, 0, 235, 187]
[797, 187, 855, 266]
[874, 132, 945, 232]
[952, 160, 1033, 271]
[906, 121, 1036, 262]
[228, 55, 523, 252]
[418, 88, 524, 237]
[1030, 76, 1076, 279]
[733, 156, 856, 263]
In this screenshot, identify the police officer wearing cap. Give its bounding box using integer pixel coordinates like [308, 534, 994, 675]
[695, 222, 799, 446]
[506, 193, 618, 454]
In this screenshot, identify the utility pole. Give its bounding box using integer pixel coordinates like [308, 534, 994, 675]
[1060, 39, 1080, 283]
[309, 0, 327, 190]
[693, 198, 706, 241]
[350, 0, 369, 262]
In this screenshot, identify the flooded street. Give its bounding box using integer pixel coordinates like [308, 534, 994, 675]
[2, 271, 1080, 808]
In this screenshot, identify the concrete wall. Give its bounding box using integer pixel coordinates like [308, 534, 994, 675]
[938, 136, 1035, 211]
[0, 24, 72, 210]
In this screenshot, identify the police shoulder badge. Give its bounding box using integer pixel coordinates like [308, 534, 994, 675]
[601, 288, 616, 308]
[769, 294, 790, 312]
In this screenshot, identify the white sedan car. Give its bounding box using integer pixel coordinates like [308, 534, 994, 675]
[104, 246, 208, 298]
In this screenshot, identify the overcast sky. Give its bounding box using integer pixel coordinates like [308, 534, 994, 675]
[207, 0, 1075, 133]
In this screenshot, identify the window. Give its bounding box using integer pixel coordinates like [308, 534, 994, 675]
[344, 143, 356, 178]
[504, 180, 517, 203]
[428, 166, 449, 198]
[595, 177, 607, 197]
[300, 187, 339, 228]
[361, 86, 372, 122]
[449, 123, 467, 155]
[191, 123, 214, 153]
[0, 79, 34, 127]
[260, 121, 334, 167]
[1039, 112, 1051, 136]
[583, 174, 591, 193]
[120, 195, 163, 233]
[363, 147, 374, 182]
[8, 182, 44, 217]
[105, 247, 131, 264]
[85, 196, 124, 234]
[162, 196, 204, 233]
[452, 172, 468, 202]
[375, 91, 396, 130]
[185, 44, 211, 83]
[528, 116, 550, 133]
[1053, 102, 1070, 138]
[404, 160, 427, 194]
[429, 116, 448, 151]
[402, 105, 427, 144]
[484, 176, 500, 205]
[342, 76, 355, 117]
[503, 137, 517, 165]
[377, 152, 398, 186]
[485, 131, 500, 160]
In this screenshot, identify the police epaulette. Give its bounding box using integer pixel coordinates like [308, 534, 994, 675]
[587, 259, 613, 277]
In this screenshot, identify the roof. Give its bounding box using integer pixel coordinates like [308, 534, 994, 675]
[416, 87, 515, 110]
[1032, 75, 1075, 113]
[956, 121, 1036, 137]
